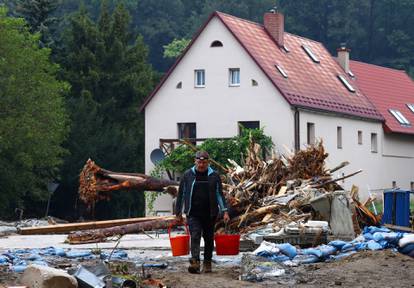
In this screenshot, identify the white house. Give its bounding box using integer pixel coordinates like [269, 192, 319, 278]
[140, 11, 414, 215]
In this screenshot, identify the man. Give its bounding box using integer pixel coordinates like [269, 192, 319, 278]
[175, 151, 230, 274]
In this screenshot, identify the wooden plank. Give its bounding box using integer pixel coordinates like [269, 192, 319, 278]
[384, 224, 414, 232]
[19, 216, 174, 235]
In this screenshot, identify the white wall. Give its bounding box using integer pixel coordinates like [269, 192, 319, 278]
[299, 110, 414, 196]
[145, 17, 294, 214]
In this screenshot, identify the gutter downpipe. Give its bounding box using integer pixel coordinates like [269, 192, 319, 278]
[294, 107, 300, 152]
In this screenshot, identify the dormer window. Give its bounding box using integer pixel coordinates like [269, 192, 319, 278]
[302, 44, 320, 63]
[229, 68, 240, 86]
[194, 69, 205, 87]
[337, 75, 355, 92]
[275, 65, 288, 78]
[407, 104, 414, 113]
[389, 109, 411, 126]
[210, 40, 223, 47]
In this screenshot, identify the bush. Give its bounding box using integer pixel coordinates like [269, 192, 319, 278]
[159, 128, 273, 174]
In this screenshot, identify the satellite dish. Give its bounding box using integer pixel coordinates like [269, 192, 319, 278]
[150, 148, 165, 165]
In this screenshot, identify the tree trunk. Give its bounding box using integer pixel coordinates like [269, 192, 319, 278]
[67, 217, 180, 244]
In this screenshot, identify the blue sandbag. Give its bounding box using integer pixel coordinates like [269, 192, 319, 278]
[27, 254, 42, 261]
[328, 251, 357, 261]
[364, 226, 391, 234]
[319, 245, 337, 258]
[301, 248, 323, 258]
[32, 260, 48, 266]
[101, 250, 128, 260]
[0, 256, 9, 264]
[399, 243, 414, 255]
[40, 247, 66, 257]
[65, 250, 92, 258]
[275, 243, 297, 259]
[12, 265, 27, 273]
[363, 233, 374, 241]
[354, 242, 368, 251]
[367, 240, 382, 250]
[341, 243, 356, 252]
[373, 232, 404, 245]
[329, 240, 347, 250]
[292, 254, 319, 264]
[269, 254, 291, 262]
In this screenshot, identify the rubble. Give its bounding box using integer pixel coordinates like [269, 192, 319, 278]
[20, 264, 78, 288]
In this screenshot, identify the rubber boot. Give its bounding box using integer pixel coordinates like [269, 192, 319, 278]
[202, 261, 212, 273]
[188, 258, 200, 274]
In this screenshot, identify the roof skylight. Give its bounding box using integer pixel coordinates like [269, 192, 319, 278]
[275, 65, 288, 78]
[282, 45, 290, 53]
[302, 45, 320, 63]
[337, 75, 355, 93]
[407, 104, 414, 113]
[389, 109, 411, 125]
[348, 70, 355, 78]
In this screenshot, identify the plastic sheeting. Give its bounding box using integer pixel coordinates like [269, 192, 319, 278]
[253, 226, 414, 266]
[0, 247, 128, 272]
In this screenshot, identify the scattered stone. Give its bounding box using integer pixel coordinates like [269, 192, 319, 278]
[20, 264, 77, 288]
[335, 280, 342, 285]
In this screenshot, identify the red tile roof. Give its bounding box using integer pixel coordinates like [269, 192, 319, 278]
[141, 11, 383, 121]
[350, 61, 414, 135]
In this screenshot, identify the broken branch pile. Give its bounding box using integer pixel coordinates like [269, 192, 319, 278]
[219, 139, 363, 235]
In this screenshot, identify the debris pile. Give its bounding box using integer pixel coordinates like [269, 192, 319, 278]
[218, 139, 364, 240]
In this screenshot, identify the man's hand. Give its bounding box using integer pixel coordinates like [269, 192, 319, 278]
[176, 213, 184, 224]
[223, 211, 230, 223]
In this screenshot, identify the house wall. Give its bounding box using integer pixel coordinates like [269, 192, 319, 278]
[145, 17, 295, 215]
[299, 110, 414, 196]
[145, 17, 414, 216]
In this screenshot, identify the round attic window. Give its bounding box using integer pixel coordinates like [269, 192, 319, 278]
[210, 40, 223, 47]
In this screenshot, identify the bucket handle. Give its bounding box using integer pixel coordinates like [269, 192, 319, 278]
[168, 222, 189, 239]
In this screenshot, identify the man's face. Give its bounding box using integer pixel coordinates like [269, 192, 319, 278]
[195, 158, 209, 172]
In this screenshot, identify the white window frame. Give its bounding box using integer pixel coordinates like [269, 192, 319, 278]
[307, 122, 315, 145]
[338, 75, 356, 93]
[371, 133, 378, 153]
[302, 45, 320, 63]
[406, 104, 414, 113]
[275, 65, 288, 78]
[337, 126, 342, 149]
[194, 69, 205, 87]
[358, 130, 363, 145]
[389, 109, 410, 125]
[229, 68, 240, 86]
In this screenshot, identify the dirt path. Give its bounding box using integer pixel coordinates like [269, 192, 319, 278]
[0, 250, 412, 287]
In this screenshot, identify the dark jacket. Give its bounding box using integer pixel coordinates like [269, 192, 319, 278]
[175, 166, 228, 217]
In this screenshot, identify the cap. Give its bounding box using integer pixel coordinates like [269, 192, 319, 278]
[195, 150, 209, 160]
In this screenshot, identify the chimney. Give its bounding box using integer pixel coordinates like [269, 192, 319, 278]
[337, 43, 350, 73]
[264, 10, 284, 47]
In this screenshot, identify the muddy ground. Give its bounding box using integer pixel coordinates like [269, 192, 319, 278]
[1, 249, 413, 288]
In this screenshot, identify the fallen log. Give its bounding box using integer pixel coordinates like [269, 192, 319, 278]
[67, 216, 179, 244]
[19, 216, 172, 235]
[79, 159, 178, 208]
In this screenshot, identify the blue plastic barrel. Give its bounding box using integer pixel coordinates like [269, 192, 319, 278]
[382, 189, 411, 227]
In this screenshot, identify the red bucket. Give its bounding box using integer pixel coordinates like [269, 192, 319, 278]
[169, 223, 190, 256]
[214, 234, 240, 255]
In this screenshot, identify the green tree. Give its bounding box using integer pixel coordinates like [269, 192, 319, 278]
[14, 0, 59, 47]
[54, 3, 155, 220]
[0, 7, 69, 218]
[163, 38, 190, 58]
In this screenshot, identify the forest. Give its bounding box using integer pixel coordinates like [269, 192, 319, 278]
[0, 0, 413, 220]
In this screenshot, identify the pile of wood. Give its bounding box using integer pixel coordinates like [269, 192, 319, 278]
[219, 139, 360, 234]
